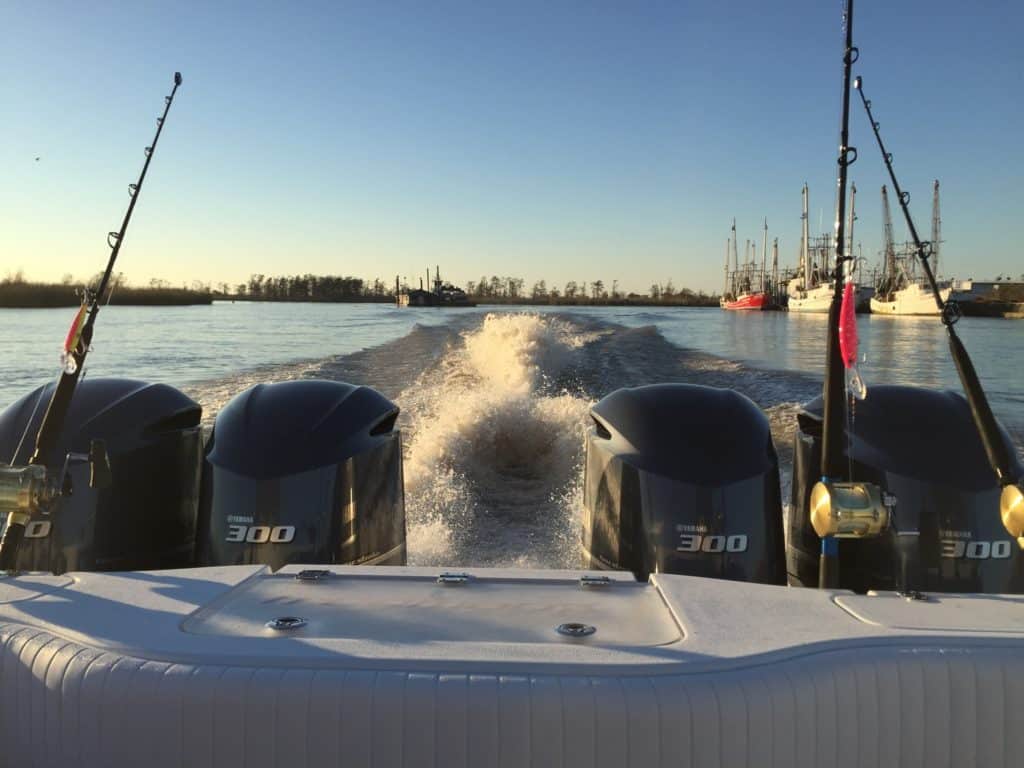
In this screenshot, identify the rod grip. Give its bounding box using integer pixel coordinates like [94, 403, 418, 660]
[818, 536, 839, 589]
[0, 520, 27, 572]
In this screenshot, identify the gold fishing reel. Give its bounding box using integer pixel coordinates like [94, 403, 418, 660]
[1000, 483, 1024, 549]
[810, 480, 889, 538]
[0, 464, 58, 530]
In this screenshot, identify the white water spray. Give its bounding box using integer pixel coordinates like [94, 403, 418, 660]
[400, 314, 593, 566]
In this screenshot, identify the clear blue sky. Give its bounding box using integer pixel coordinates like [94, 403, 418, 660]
[2, 1, 1021, 293]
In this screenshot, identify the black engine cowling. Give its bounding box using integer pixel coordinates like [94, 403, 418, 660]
[581, 384, 786, 584]
[0, 378, 203, 573]
[196, 379, 406, 569]
[788, 385, 1024, 593]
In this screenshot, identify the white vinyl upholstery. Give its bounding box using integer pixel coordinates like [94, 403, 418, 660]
[0, 566, 1021, 767]
[1, 623, 1022, 767]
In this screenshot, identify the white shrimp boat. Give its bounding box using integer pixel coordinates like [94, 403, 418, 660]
[787, 184, 872, 313]
[870, 281, 952, 316]
[789, 281, 874, 313]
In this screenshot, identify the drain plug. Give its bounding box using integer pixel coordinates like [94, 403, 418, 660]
[556, 622, 596, 638]
[266, 616, 307, 631]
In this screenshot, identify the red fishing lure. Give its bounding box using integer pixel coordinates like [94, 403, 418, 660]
[838, 281, 857, 369]
[63, 304, 88, 356]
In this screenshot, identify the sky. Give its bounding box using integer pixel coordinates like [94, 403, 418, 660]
[1, 0, 1021, 294]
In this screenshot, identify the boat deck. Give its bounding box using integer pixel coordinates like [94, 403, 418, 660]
[1, 565, 1022, 766]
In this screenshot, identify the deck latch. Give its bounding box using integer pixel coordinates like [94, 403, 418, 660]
[437, 572, 472, 585]
[266, 616, 307, 631]
[579, 575, 612, 589]
[295, 569, 332, 582]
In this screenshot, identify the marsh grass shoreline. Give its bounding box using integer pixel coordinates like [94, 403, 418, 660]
[0, 282, 212, 308]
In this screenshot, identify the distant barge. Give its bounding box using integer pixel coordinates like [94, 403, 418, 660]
[396, 267, 476, 308]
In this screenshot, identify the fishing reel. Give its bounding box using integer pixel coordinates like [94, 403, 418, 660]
[0, 441, 113, 506]
[809, 480, 889, 539]
[1002, 482, 1024, 548]
[0, 442, 112, 570]
[0, 464, 58, 523]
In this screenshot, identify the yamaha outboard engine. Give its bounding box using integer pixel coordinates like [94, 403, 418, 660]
[789, 385, 1024, 593]
[582, 384, 786, 584]
[0, 378, 203, 573]
[197, 380, 405, 569]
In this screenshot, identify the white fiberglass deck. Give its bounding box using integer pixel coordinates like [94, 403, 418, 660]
[0, 564, 1022, 766]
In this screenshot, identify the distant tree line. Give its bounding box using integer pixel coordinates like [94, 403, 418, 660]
[234, 274, 391, 301]
[1, 268, 719, 308]
[0, 270, 211, 308]
[228, 273, 716, 306]
[465, 276, 718, 306]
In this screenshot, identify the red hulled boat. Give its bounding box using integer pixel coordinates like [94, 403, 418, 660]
[720, 291, 768, 310]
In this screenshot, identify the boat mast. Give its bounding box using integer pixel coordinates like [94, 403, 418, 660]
[801, 184, 810, 290]
[744, 239, 750, 289]
[771, 237, 779, 299]
[731, 219, 739, 278]
[931, 179, 941, 278]
[881, 185, 896, 287]
[761, 219, 768, 293]
[723, 238, 730, 297]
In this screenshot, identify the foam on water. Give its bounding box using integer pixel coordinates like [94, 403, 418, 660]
[399, 314, 593, 566]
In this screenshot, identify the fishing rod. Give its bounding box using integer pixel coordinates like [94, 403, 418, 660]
[807, 0, 891, 588]
[854, 76, 1024, 543]
[0, 72, 183, 571]
[820, 0, 857, 487]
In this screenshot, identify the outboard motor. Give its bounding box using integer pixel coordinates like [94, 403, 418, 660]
[582, 384, 786, 584]
[0, 378, 203, 573]
[789, 385, 1024, 593]
[197, 380, 405, 569]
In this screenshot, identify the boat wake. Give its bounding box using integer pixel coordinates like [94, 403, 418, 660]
[398, 314, 593, 567]
[188, 311, 823, 567]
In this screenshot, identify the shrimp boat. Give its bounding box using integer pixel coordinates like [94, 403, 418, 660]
[871, 181, 951, 315]
[719, 290, 768, 310]
[788, 184, 873, 312]
[719, 220, 770, 310]
[2, 6, 1023, 766]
